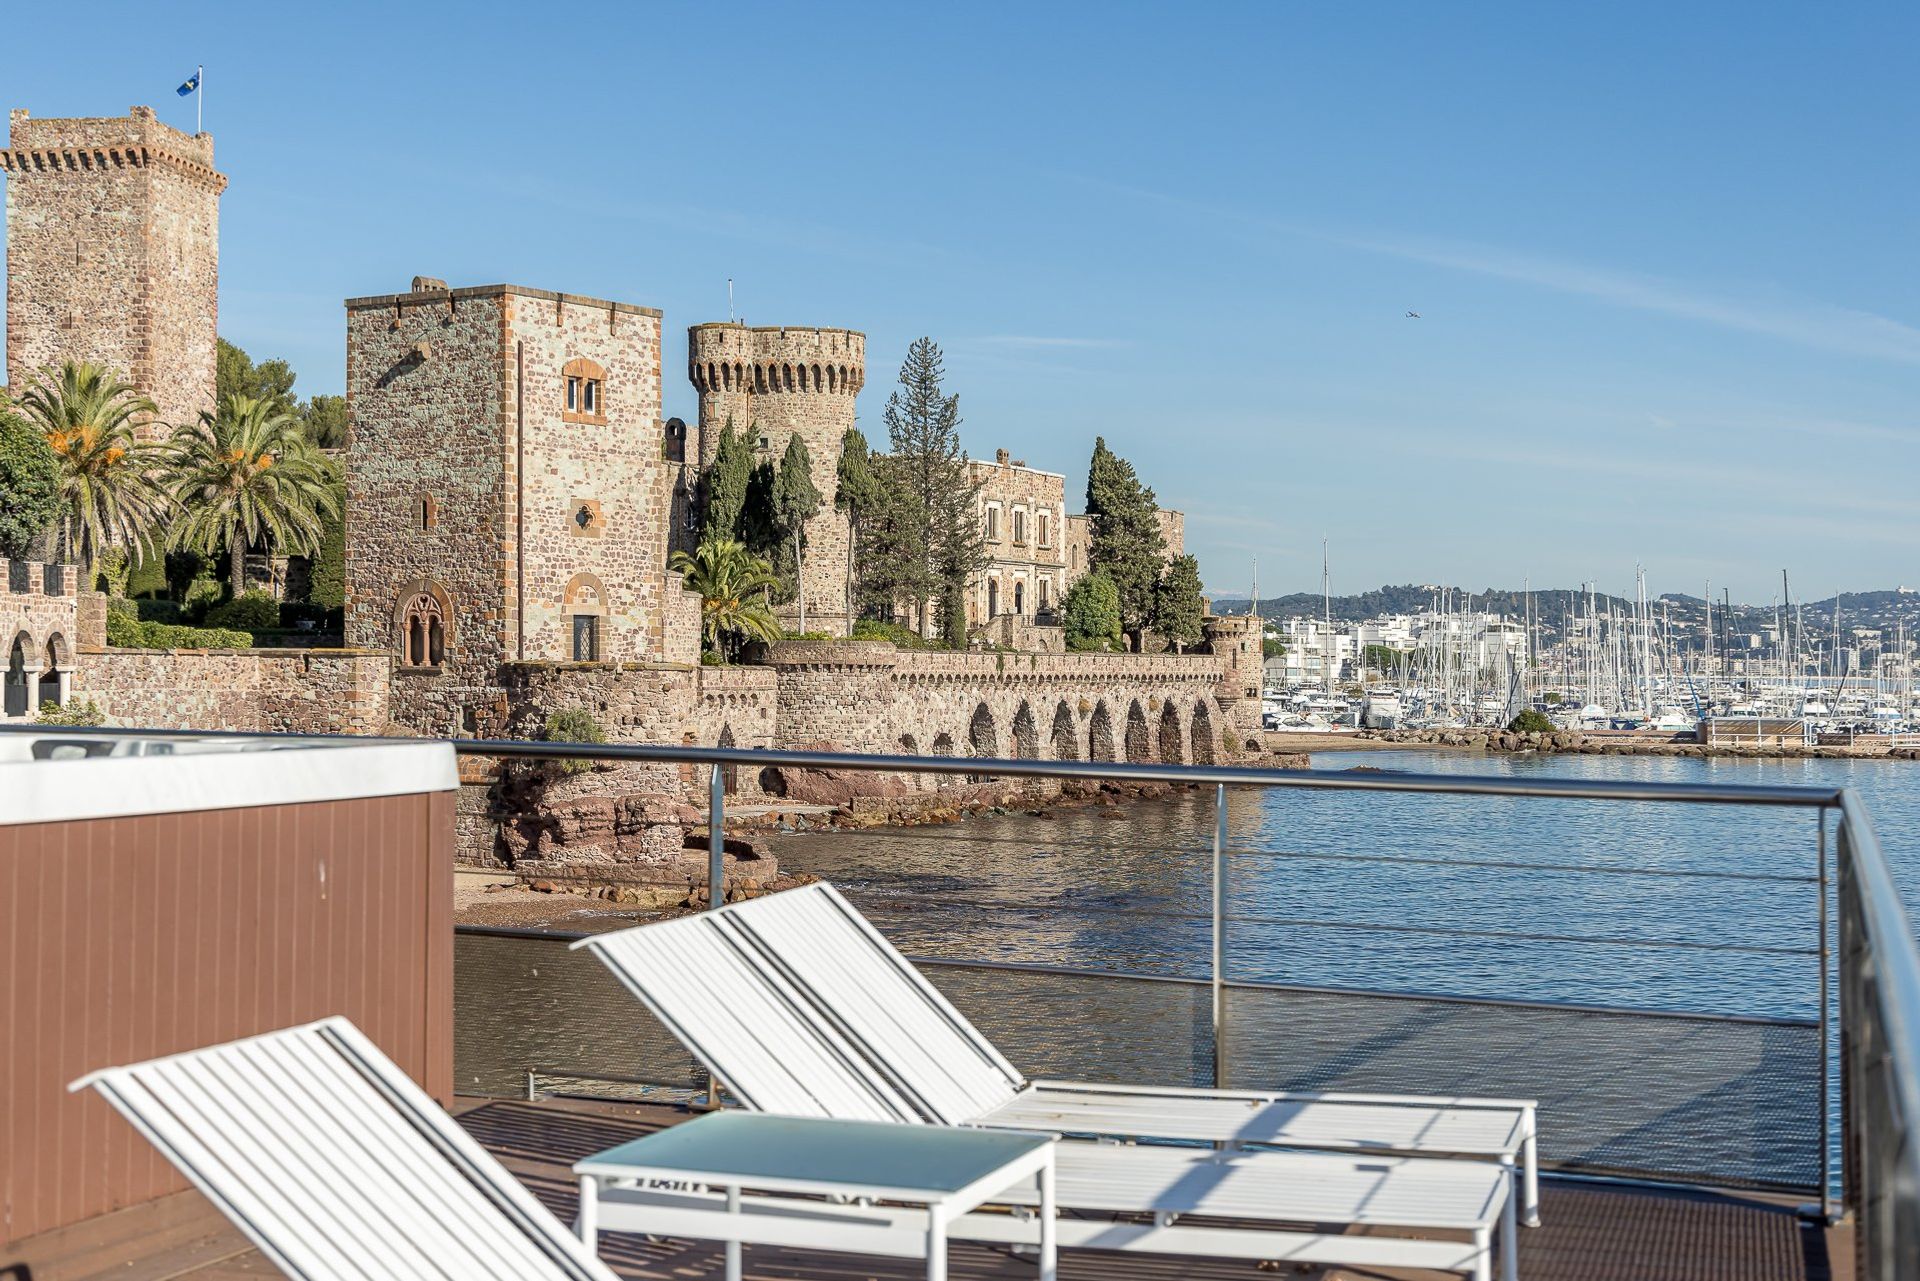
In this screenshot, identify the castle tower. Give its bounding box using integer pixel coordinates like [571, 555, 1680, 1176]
[688, 323, 865, 636]
[3, 107, 225, 438]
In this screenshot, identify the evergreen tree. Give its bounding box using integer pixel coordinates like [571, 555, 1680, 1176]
[883, 338, 984, 642]
[1085, 437, 1165, 648]
[0, 396, 61, 558]
[835, 425, 887, 622]
[700, 417, 753, 545]
[771, 435, 822, 628]
[216, 339, 297, 417]
[1154, 553, 1206, 652]
[1062, 571, 1123, 652]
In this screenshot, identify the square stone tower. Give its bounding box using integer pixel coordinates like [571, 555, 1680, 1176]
[3, 107, 224, 437]
[344, 281, 688, 734]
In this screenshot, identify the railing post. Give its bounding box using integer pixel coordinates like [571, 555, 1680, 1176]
[1212, 782, 1227, 1090]
[1819, 806, 1833, 1223]
[709, 762, 726, 911]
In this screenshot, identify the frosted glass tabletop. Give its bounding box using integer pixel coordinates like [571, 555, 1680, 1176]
[575, 1112, 1051, 1201]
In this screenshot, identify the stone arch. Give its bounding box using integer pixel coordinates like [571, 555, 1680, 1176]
[734, 361, 746, 389]
[754, 364, 768, 392]
[43, 632, 70, 670]
[1125, 699, 1150, 762]
[1088, 701, 1115, 763]
[1159, 701, 1185, 765]
[4, 630, 34, 719]
[827, 365, 837, 392]
[562, 571, 611, 662]
[1011, 701, 1039, 759]
[968, 702, 997, 758]
[721, 362, 733, 390]
[811, 363, 823, 390]
[717, 723, 740, 795]
[931, 732, 954, 756]
[1050, 700, 1077, 760]
[1191, 700, 1216, 766]
[393, 578, 454, 669]
[783, 362, 794, 391]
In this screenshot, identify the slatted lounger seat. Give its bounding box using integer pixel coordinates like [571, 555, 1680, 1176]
[71, 1017, 620, 1281]
[575, 884, 1527, 1281]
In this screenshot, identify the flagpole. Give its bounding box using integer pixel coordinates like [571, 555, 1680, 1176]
[197, 65, 203, 133]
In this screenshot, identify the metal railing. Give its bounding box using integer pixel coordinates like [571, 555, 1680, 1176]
[6, 724, 1919, 1255]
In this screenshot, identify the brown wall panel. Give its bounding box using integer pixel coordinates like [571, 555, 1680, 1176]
[1, 791, 452, 1244]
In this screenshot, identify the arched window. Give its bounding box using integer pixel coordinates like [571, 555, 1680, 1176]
[1013, 581, 1025, 615]
[562, 358, 607, 425]
[987, 579, 999, 618]
[399, 593, 445, 668]
[417, 493, 438, 530]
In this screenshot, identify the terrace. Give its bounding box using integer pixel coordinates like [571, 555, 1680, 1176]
[2, 730, 1913, 1281]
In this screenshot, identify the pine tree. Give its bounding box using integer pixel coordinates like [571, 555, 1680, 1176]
[771, 435, 823, 629]
[1154, 553, 1206, 652]
[883, 338, 983, 642]
[1085, 437, 1165, 648]
[700, 417, 753, 545]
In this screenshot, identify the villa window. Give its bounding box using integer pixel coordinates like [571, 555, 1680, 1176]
[572, 614, 601, 662]
[1013, 510, 1026, 546]
[1014, 581, 1025, 614]
[1038, 512, 1050, 547]
[985, 506, 1000, 540]
[561, 358, 608, 425]
[400, 593, 446, 669]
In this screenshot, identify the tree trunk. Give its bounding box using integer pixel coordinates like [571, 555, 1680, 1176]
[229, 539, 245, 599]
[794, 529, 806, 632]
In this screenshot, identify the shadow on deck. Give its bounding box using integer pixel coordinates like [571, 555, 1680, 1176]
[4, 1096, 1852, 1281]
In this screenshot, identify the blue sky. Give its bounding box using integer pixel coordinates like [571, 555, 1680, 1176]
[5, 2, 1915, 603]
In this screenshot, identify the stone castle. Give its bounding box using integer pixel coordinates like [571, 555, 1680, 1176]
[2, 105, 1265, 869]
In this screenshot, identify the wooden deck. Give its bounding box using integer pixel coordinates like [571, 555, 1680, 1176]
[4, 1095, 1853, 1281]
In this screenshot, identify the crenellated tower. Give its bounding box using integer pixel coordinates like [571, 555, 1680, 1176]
[688, 323, 865, 636]
[3, 107, 225, 438]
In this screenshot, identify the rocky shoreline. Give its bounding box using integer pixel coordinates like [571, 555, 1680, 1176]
[1360, 727, 1920, 761]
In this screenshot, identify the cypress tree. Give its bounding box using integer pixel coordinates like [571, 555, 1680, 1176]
[1154, 553, 1206, 652]
[700, 417, 753, 545]
[1062, 571, 1123, 652]
[1085, 437, 1165, 648]
[771, 435, 823, 628]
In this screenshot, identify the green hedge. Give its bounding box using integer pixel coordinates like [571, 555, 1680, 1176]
[204, 590, 280, 630]
[104, 601, 252, 649]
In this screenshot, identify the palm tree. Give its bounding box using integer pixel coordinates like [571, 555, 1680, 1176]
[669, 536, 782, 659]
[15, 362, 171, 577]
[166, 395, 341, 598]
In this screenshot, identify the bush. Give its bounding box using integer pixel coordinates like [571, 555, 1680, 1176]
[182, 576, 224, 621]
[542, 707, 608, 775]
[307, 483, 347, 608]
[126, 552, 169, 600]
[103, 600, 251, 648]
[204, 590, 280, 631]
[1062, 572, 1123, 652]
[700, 649, 726, 666]
[37, 696, 106, 727]
[850, 619, 937, 649]
[1507, 709, 1555, 734]
[135, 599, 185, 625]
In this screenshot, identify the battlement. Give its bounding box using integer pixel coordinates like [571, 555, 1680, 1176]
[4, 107, 223, 193]
[687, 322, 864, 395]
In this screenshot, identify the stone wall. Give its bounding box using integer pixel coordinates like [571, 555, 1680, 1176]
[1, 561, 79, 719]
[4, 107, 223, 437]
[967, 450, 1068, 626]
[688, 323, 864, 635]
[765, 641, 1258, 766]
[78, 648, 391, 734]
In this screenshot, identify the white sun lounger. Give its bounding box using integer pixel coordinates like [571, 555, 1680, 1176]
[71, 1017, 620, 1281]
[575, 886, 1525, 1280]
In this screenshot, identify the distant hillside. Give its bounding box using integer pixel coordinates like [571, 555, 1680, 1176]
[1212, 583, 1920, 644]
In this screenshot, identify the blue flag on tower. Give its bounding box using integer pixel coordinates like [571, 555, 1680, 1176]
[176, 70, 200, 96]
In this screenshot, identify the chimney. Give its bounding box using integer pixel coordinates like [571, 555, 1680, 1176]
[995, 448, 1010, 466]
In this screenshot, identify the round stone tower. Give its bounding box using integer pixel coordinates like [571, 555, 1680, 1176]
[688, 323, 866, 636]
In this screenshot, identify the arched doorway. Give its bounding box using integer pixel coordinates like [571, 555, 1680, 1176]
[1191, 700, 1216, 765]
[1159, 702, 1185, 765]
[1088, 701, 1115, 763]
[38, 635, 66, 709]
[1011, 702, 1039, 758]
[1125, 700, 1150, 762]
[3, 633, 29, 719]
[717, 724, 739, 795]
[1050, 701, 1077, 760]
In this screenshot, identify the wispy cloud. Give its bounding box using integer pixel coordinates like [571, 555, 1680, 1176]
[1080, 175, 1920, 366]
[1328, 229, 1920, 366]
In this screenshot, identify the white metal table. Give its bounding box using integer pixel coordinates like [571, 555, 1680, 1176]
[573, 1111, 1057, 1281]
